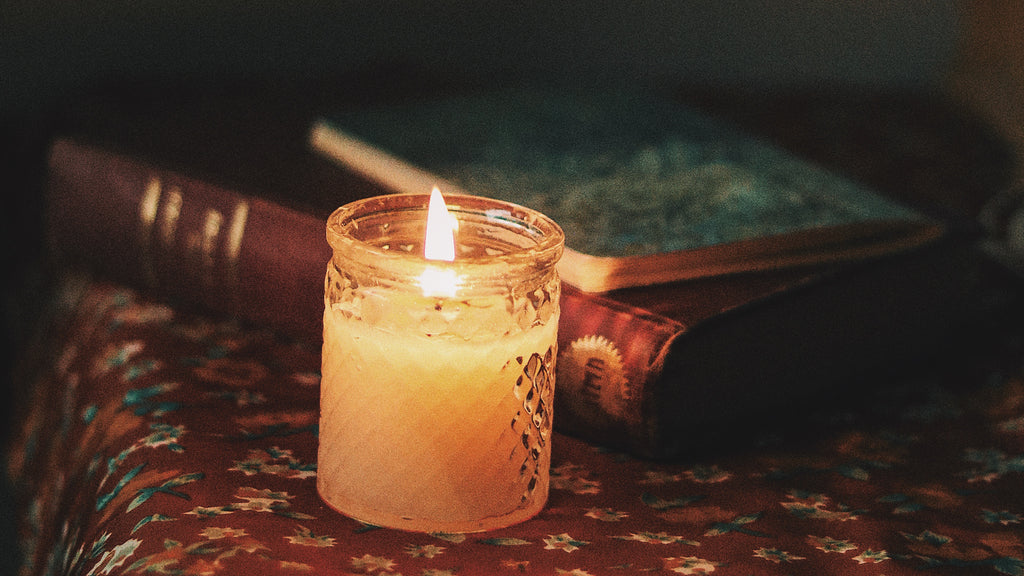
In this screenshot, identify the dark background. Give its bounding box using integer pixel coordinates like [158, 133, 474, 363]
[3, 3, 1023, 574]
[0, 1, 985, 372]
[1, 2, 964, 109]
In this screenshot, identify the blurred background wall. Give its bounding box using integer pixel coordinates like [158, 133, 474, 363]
[2, 1, 963, 115]
[6, 4, 1024, 573]
[949, 1, 1024, 185]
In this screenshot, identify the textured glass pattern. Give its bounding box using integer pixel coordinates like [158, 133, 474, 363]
[511, 348, 556, 504]
[318, 193, 563, 533]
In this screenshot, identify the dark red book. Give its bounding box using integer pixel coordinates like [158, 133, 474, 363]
[46, 139, 330, 342]
[41, 83, 1014, 458]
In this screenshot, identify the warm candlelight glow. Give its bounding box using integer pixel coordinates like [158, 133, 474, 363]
[320, 192, 564, 533]
[420, 187, 459, 297]
[424, 187, 456, 262]
[419, 266, 459, 298]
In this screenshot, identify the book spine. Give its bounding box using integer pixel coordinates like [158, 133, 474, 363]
[46, 138, 332, 342]
[556, 286, 686, 456]
[45, 137, 686, 455]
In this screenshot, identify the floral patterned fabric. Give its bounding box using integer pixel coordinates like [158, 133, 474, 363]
[7, 276, 1024, 576]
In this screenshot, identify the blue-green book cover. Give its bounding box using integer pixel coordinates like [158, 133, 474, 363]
[310, 88, 942, 292]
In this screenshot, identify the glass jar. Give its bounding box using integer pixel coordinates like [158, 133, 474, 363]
[318, 192, 564, 533]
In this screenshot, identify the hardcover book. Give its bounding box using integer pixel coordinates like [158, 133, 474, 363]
[310, 88, 943, 292]
[41, 84, 1006, 458]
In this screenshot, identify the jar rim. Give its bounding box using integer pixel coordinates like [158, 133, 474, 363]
[327, 193, 565, 273]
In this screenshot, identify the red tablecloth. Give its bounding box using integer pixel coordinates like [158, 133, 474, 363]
[7, 277, 1024, 575]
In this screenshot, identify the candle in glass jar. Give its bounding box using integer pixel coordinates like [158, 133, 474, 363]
[318, 190, 564, 533]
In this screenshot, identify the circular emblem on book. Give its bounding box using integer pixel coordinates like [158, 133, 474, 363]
[557, 335, 629, 420]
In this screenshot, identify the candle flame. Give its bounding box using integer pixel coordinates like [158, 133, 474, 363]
[424, 187, 456, 262]
[420, 187, 459, 297]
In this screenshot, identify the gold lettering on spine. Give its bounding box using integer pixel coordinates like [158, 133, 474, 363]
[139, 178, 161, 232]
[138, 178, 162, 287]
[157, 186, 185, 287]
[203, 209, 224, 265]
[137, 177, 249, 300]
[186, 209, 223, 287]
[225, 202, 250, 308]
[226, 203, 249, 265]
[160, 188, 183, 250]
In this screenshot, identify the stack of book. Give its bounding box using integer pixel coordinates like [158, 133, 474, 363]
[43, 81, 1015, 458]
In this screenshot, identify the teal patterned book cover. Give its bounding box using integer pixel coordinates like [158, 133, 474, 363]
[310, 89, 942, 292]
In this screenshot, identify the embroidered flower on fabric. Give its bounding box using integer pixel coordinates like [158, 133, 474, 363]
[613, 532, 698, 546]
[983, 509, 1023, 525]
[200, 526, 248, 540]
[963, 448, 1024, 483]
[753, 547, 805, 563]
[285, 526, 336, 548]
[139, 422, 186, 450]
[236, 495, 287, 512]
[132, 514, 175, 534]
[781, 491, 861, 521]
[704, 512, 768, 537]
[852, 549, 890, 564]
[350, 553, 396, 572]
[584, 507, 628, 521]
[543, 533, 589, 553]
[807, 535, 857, 554]
[124, 359, 162, 382]
[221, 486, 315, 519]
[405, 544, 446, 558]
[662, 556, 718, 574]
[123, 383, 180, 417]
[502, 559, 530, 571]
[901, 528, 1024, 571]
[93, 341, 146, 377]
[230, 447, 316, 480]
[550, 462, 601, 494]
[90, 538, 142, 575]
